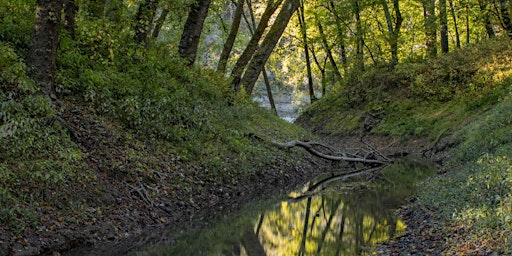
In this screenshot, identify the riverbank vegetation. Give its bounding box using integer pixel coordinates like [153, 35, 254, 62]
[297, 37, 512, 253]
[1, 0, 511, 254]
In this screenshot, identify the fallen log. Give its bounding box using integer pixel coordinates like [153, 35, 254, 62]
[248, 133, 393, 165]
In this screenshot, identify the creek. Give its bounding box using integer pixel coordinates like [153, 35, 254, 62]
[137, 159, 436, 255]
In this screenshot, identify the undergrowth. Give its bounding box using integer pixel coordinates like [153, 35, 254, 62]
[297, 37, 512, 253]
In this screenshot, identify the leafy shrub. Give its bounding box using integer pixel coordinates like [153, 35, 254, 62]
[1, 43, 87, 227]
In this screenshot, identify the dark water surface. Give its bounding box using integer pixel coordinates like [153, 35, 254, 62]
[138, 159, 436, 256]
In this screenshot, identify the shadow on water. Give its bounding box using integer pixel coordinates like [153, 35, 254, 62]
[137, 158, 436, 256]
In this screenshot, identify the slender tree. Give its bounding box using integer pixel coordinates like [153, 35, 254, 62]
[498, 0, 512, 38]
[26, 0, 63, 100]
[297, 0, 317, 103]
[448, 0, 461, 48]
[239, 0, 301, 95]
[477, 0, 496, 38]
[217, 0, 245, 73]
[440, 0, 449, 53]
[63, 0, 77, 39]
[179, 0, 212, 66]
[151, 3, 170, 40]
[422, 0, 437, 58]
[133, 0, 159, 47]
[381, 0, 403, 65]
[316, 20, 343, 82]
[354, 0, 365, 71]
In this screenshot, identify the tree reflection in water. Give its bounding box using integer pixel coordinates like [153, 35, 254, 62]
[144, 160, 435, 256]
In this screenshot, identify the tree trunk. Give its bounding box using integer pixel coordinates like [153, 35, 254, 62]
[317, 21, 343, 83]
[63, 0, 77, 39]
[230, 0, 282, 92]
[178, 0, 212, 66]
[354, 0, 365, 71]
[263, 68, 278, 116]
[440, 0, 449, 53]
[449, 0, 461, 48]
[151, 4, 170, 40]
[499, 0, 512, 38]
[298, 197, 312, 256]
[466, 0, 470, 44]
[297, 0, 316, 103]
[422, 0, 437, 58]
[239, 0, 301, 95]
[26, 0, 63, 100]
[217, 0, 245, 73]
[477, 0, 495, 38]
[310, 44, 328, 96]
[133, 0, 159, 48]
[381, 0, 402, 66]
[329, 1, 348, 72]
[242, 0, 278, 115]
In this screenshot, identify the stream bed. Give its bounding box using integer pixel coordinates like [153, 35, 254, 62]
[137, 159, 436, 256]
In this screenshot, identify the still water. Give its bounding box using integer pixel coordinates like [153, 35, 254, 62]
[140, 159, 436, 256]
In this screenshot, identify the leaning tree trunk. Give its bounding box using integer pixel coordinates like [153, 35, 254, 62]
[217, 0, 244, 73]
[230, 0, 282, 92]
[243, 0, 278, 115]
[151, 4, 170, 40]
[26, 0, 63, 100]
[178, 0, 212, 66]
[317, 21, 343, 82]
[297, 0, 316, 103]
[240, 0, 301, 95]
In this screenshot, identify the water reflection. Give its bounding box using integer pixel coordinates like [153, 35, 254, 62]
[141, 160, 435, 256]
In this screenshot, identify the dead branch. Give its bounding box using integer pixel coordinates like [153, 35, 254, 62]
[270, 139, 392, 165]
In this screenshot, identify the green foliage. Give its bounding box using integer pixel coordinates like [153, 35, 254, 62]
[0, 0, 34, 52]
[298, 38, 512, 140]
[457, 92, 512, 160]
[0, 43, 87, 229]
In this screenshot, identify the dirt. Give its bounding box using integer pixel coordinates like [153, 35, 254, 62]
[0, 101, 456, 256]
[0, 102, 327, 256]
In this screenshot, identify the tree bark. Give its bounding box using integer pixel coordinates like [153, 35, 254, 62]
[239, 0, 301, 95]
[316, 21, 343, 83]
[499, 0, 512, 38]
[449, 0, 461, 48]
[230, 0, 282, 92]
[440, 0, 449, 53]
[328, 1, 348, 72]
[381, 0, 403, 66]
[26, 0, 63, 100]
[63, 0, 77, 39]
[297, 0, 316, 103]
[354, 0, 365, 71]
[133, 0, 159, 48]
[217, 0, 245, 73]
[422, 0, 437, 58]
[242, 0, 278, 115]
[478, 0, 496, 38]
[151, 4, 170, 40]
[179, 0, 212, 66]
